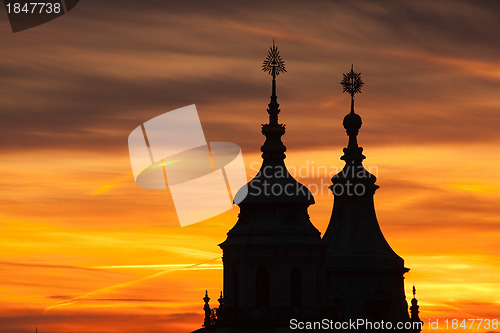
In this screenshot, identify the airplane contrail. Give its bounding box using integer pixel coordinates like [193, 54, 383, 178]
[45, 257, 221, 312]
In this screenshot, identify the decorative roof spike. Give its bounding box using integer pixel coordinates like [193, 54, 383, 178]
[262, 39, 287, 78]
[260, 41, 288, 163]
[203, 291, 212, 328]
[262, 40, 286, 124]
[218, 291, 224, 308]
[340, 64, 364, 114]
[410, 284, 422, 325]
[337, 65, 366, 163]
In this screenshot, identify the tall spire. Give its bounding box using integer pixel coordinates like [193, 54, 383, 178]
[323, 65, 414, 330]
[260, 41, 287, 164]
[216, 42, 322, 330]
[262, 39, 286, 124]
[229, 41, 313, 205]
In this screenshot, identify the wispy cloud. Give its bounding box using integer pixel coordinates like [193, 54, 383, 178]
[1, 1, 500, 332]
[45, 257, 221, 311]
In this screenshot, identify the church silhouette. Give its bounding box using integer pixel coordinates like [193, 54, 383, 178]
[192, 43, 422, 333]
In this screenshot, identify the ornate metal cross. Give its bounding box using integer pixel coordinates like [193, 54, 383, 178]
[341, 64, 364, 114]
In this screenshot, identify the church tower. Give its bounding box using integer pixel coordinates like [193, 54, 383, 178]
[191, 54, 423, 333]
[217, 42, 325, 328]
[322, 66, 421, 332]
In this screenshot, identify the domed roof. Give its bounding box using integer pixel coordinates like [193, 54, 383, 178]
[234, 161, 314, 205]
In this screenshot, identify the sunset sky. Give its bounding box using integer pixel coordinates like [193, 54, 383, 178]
[1, 1, 499, 332]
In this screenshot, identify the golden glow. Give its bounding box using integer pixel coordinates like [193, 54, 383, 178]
[1, 2, 499, 332]
[46, 258, 221, 312]
[1, 142, 499, 332]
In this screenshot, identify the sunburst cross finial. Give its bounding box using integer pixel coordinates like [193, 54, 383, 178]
[341, 64, 364, 113]
[262, 40, 286, 78]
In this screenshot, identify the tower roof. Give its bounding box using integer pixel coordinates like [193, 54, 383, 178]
[323, 65, 404, 270]
[221, 42, 320, 248]
[233, 42, 313, 206]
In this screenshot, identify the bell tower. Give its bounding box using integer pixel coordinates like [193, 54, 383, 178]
[323, 66, 421, 332]
[218, 42, 324, 328]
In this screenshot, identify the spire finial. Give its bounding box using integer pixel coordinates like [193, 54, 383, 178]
[262, 40, 286, 124]
[410, 284, 422, 327]
[260, 42, 287, 163]
[218, 291, 224, 308]
[203, 291, 212, 328]
[340, 64, 364, 114]
[262, 40, 286, 80]
[339, 65, 365, 163]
